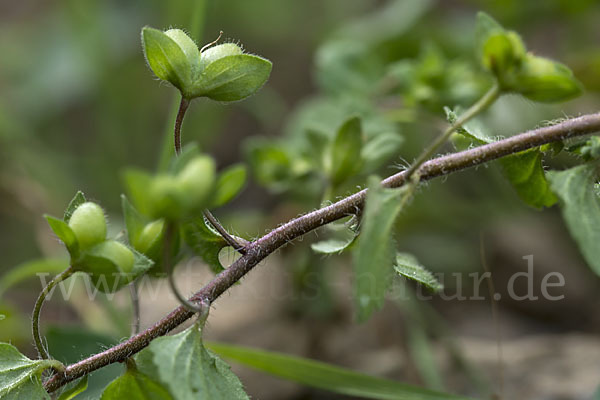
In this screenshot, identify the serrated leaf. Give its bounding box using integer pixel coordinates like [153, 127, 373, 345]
[448, 107, 557, 208]
[327, 116, 363, 185]
[0, 258, 68, 298]
[191, 54, 272, 102]
[121, 195, 147, 247]
[394, 252, 442, 292]
[101, 369, 173, 400]
[0, 342, 63, 400]
[548, 164, 600, 276]
[136, 324, 249, 400]
[208, 342, 473, 400]
[183, 217, 228, 273]
[57, 376, 88, 400]
[212, 164, 247, 208]
[141, 27, 192, 93]
[63, 191, 86, 223]
[353, 176, 406, 322]
[45, 215, 79, 255]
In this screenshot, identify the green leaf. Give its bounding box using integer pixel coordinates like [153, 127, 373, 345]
[0, 342, 63, 400]
[246, 140, 294, 189]
[548, 164, 600, 276]
[448, 107, 557, 208]
[141, 27, 192, 93]
[121, 194, 147, 247]
[122, 168, 154, 217]
[211, 164, 247, 208]
[191, 54, 272, 102]
[499, 149, 557, 208]
[183, 217, 228, 273]
[360, 132, 404, 174]
[57, 376, 88, 400]
[45, 215, 79, 255]
[311, 237, 357, 254]
[353, 176, 406, 322]
[208, 342, 473, 400]
[136, 324, 249, 400]
[168, 143, 201, 176]
[394, 252, 442, 292]
[0, 258, 68, 298]
[0, 315, 4, 321]
[63, 191, 86, 223]
[327, 116, 363, 185]
[101, 369, 173, 400]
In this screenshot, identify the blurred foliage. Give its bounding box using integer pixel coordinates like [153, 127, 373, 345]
[1, 0, 600, 396]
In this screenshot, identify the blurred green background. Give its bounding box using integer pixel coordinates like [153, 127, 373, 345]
[2, 1, 600, 399]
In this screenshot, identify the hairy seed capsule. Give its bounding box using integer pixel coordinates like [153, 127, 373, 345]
[68, 202, 107, 249]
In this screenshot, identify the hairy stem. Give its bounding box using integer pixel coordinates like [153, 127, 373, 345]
[173, 97, 190, 156]
[33, 267, 74, 360]
[403, 82, 500, 180]
[44, 112, 600, 392]
[204, 210, 247, 254]
[129, 282, 140, 336]
[164, 222, 208, 313]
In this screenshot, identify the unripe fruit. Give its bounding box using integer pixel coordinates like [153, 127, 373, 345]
[149, 175, 186, 220]
[199, 43, 242, 70]
[88, 240, 135, 275]
[68, 202, 107, 250]
[134, 219, 165, 255]
[177, 156, 215, 211]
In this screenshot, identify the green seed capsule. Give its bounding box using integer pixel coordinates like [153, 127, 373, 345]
[134, 219, 165, 255]
[68, 202, 107, 250]
[88, 240, 135, 275]
[177, 156, 216, 211]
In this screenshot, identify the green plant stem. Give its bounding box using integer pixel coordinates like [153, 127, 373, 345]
[164, 222, 207, 313]
[129, 282, 140, 336]
[32, 266, 74, 360]
[44, 112, 600, 393]
[172, 96, 247, 254]
[403, 82, 500, 181]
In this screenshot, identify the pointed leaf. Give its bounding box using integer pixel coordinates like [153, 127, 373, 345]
[311, 237, 357, 254]
[101, 369, 173, 400]
[122, 168, 154, 216]
[0, 342, 63, 400]
[141, 27, 192, 93]
[448, 107, 557, 208]
[547, 164, 600, 276]
[63, 191, 86, 223]
[394, 252, 442, 292]
[353, 176, 405, 322]
[327, 116, 363, 185]
[208, 342, 473, 400]
[57, 376, 88, 400]
[45, 215, 79, 255]
[191, 54, 272, 102]
[183, 217, 228, 273]
[211, 164, 247, 208]
[361, 132, 404, 173]
[136, 324, 249, 400]
[121, 195, 147, 247]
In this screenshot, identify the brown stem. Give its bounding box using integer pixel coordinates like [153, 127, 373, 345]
[174, 97, 190, 156]
[203, 210, 247, 254]
[44, 112, 600, 393]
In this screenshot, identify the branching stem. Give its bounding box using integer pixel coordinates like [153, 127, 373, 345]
[32, 266, 74, 360]
[403, 82, 500, 181]
[44, 112, 600, 393]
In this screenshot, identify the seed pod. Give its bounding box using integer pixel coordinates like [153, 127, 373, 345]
[68, 202, 107, 250]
